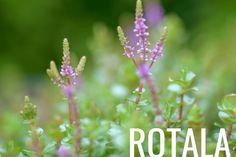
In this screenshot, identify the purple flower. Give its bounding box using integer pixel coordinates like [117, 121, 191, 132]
[57, 145, 71, 157]
[60, 65, 76, 77]
[134, 17, 150, 60]
[145, 1, 164, 28]
[117, 26, 135, 59]
[123, 44, 135, 58]
[60, 39, 76, 78]
[117, 0, 167, 63]
[137, 63, 150, 79]
[151, 42, 163, 62]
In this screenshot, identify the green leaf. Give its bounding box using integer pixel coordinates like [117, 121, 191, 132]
[186, 71, 196, 82]
[168, 84, 182, 93]
[222, 94, 236, 114]
[218, 111, 233, 124]
[42, 141, 56, 154]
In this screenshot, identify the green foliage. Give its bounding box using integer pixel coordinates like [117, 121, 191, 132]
[218, 94, 236, 125]
[168, 69, 197, 95]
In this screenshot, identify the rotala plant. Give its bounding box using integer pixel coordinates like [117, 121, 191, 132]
[168, 69, 197, 122]
[20, 96, 41, 157]
[8, 1, 236, 157]
[47, 38, 86, 155]
[117, 0, 167, 125]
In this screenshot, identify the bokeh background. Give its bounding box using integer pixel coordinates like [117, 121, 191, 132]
[0, 0, 236, 152]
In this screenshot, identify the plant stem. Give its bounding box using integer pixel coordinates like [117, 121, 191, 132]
[145, 75, 163, 125]
[30, 122, 41, 157]
[135, 82, 143, 106]
[67, 79, 81, 155]
[223, 123, 233, 157]
[132, 58, 138, 67]
[132, 58, 144, 107]
[67, 93, 81, 155]
[88, 140, 93, 157]
[178, 94, 184, 121]
[227, 123, 233, 141]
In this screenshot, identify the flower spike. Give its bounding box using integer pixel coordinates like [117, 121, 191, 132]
[20, 96, 37, 122]
[117, 26, 135, 59]
[61, 38, 75, 77]
[63, 38, 70, 56]
[151, 26, 168, 62]
[47, 61, 64, 87]
[76, 56, 86, 76]
[136, 0, 143, 18]
[117, 26, 126, 46]
[134, 0, 150, 60]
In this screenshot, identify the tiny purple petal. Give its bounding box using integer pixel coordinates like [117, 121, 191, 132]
[57, 146, 71, 157]
[123, 45, 135, 58]
[60, 65, 76, 77]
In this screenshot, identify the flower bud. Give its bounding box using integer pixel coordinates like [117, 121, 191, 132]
[20, 96, 37, 122]
[76, 56, 86, 76]
[136, 0, 143, 18]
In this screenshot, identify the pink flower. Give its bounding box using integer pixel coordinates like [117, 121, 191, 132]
[137, 63, 150, 79]
[57, 145, 71, 157]
[117, 0, 167, 63]
[123, 44, 135, 58]
[151, 42, 163, 62]
[134, 17, 150, 60]
[60, 65, 76, 77]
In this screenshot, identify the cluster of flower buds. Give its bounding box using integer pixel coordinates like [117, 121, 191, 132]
[47, 38, 86, 93]
[117, 0, 167, 64]
[20, 96, 37, 122]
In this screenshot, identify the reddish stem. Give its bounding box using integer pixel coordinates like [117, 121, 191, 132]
[227, 123, 233, 141]
[178, 94, 184, 121]
[223, 124, 233, 157]
[145, 75, 162, 125]
[66, 79, 81, 155]
[135, 82, 143, 105]
[31, 123, 41, 157]
[68, 93, 81, 155]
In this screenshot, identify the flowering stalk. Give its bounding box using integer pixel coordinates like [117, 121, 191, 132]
[47, 38, 86, 155]
[117, 0, 167, 108]
[149, 26, 167, 68]
[134, 0, 151, 61]
[31, 122, 41, 157]
[20, 96, 41, 157]
[137, 64, 163, 125]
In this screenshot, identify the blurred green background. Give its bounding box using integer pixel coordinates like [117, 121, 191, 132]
[0, 0, 236, 133]
[1, 0, 235, 74]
